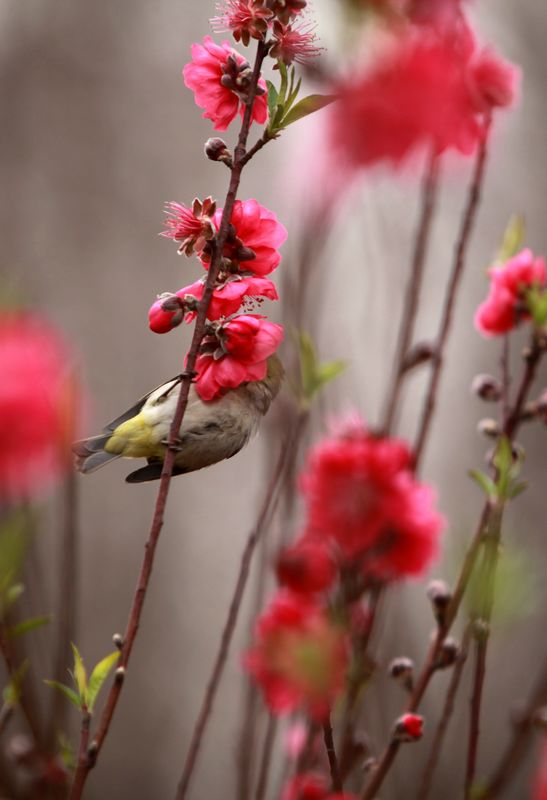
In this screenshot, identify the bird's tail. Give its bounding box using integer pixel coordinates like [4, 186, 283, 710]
[72, 435, 121, 474]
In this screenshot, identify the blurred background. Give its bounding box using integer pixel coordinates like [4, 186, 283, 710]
[1, 0, 547, 797]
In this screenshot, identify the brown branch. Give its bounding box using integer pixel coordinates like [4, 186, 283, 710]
[323, 715, 343, 793]
[413, 120, 491, 469]
[175, 432, 295, 800]
[69, 709, 91, 800]
[383, 149, 440, 435]
[254, 714, 278, 800]
[67, 38, 270, 800]
[418, 624, 472, 800]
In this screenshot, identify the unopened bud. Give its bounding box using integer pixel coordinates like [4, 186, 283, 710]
[393, 713, 424, 742]
[471, 374, 501, 402]
[477, 418, 499, 438]
[115, 666, 126, 682]
[362, 757, 378, 774]
[401, 341, 436, 372]
[388, 657, 414, 691]
[112, 633, 124, 650]
[426, 580, 452, 626]
[435, 637, 460, 669]
[204, 137, 233, 167]
[473, 618, 490, 641]
[87, 740, 99, 758]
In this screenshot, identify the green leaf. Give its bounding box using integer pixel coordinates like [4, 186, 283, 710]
[507, 480, 528, 499]
[526, 286, 547, 327]
[277, 60, 288, 106]
[44, 680, 81, 710]
[3, 661, 28, 707]
[468, 469, 497, 499]
[497, 215, 525, 263]
[314, 361, 347, 391]
[70, 643, 87, 702]
[7, 615, 50, 639]
[280, 93, 337, 128]
[87, 651, 120, 712]
[295, 331, 346, 407]
[266, 80, 278, 119]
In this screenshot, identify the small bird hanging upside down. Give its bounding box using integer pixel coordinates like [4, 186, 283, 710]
[73, 356, 284, 483]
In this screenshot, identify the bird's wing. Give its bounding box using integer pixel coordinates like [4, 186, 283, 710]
[103, 376, 182, 432]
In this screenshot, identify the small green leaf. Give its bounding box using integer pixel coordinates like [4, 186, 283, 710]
[497, 215, 525, 263]
[57, 732, 76, 771]
[70, 643, 87, 702]
[266, 80, 278, 118]
[507, 480, 528, 499]
[44, 680, 81, 710]
[3, 661, 28, 707]
[280, 94, 337, 128]
[7, 615, 50, 639]
[526, 286, 547, 327]
[315, 361, 347, 390]
[277, 60, 289, 105]
[87, 651, 120, 712]
[468, 469, 497, 499]
[4, 583, 24, 609]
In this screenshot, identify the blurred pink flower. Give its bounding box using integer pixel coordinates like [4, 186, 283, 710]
[204, 199, 287, 276]
[183, 36, 268, 131]
[331, 23, 517, 168]
[194, 314, 283, 401]
[270, 20, 322, 66]
[276, 538, 336, 596]
[300, 418, 443, 579]
[533, 739, 547, 800]
[0, 314, 79, 502]
[179, 275, 278, 322]
[245, 590, 348, 721]
[475, 248, 547, 337]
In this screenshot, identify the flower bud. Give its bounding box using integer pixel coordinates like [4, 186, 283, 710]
[426, 579, 452, 625]
[388, 656, 414, 691]
[204, 137, 233, 167]
[471, 374, 501, 402]
[435, 637, 460, 669]
[393, 713, 424, 742]
[148, 294, 185, 334]
[112, 633, 124, 650]
[477, 418, 499, 438]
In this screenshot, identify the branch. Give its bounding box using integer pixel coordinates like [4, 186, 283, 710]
[254, 715, 278, 800]
[323, 715, 343, 793]
[383, 150, 440, 435]
[413, 119, 491, 470]
[67, 38, 270, 800]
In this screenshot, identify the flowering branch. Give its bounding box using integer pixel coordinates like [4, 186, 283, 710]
[67, 37, 270, 800]
[413, 118, 492, 469]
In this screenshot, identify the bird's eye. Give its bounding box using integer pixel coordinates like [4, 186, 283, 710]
[155, 395, 167, 405]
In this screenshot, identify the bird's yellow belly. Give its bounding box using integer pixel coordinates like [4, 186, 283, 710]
[104, 417, 166, 459]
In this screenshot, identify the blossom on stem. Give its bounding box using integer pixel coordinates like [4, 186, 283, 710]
[393, 712, 424, 741]
[0, 314, 79, 502]
[203, 199, 287, 276]
[160, 198, 216, 256]
[269, 0, 308, 26]
[179, 275, 278, 322]
[475, 248, 547, 336]
[276, 537, 336, 595]
[299, 418, 443, 580]
[245, 590, 348, 721]
[148, 294, 186, 333]
[194, 314, 283, 401]
[270, 20, 322, 66]
[183, 36, 268, 131]
[330, 23, 517, 168]
[211, 1, 274, 46]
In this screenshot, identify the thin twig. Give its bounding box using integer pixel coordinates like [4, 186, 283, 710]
[418, 624, 472, 800]
[323, 715, 343, 793]
[69, 710, 91, 800]
[175, 430, 296, 800]
[413, 120, 491, 469]
[254, 715, 278, 800]
[68, 38, 270, 800]
[481, 652, 547, 798]
[383, 150, 440, 435]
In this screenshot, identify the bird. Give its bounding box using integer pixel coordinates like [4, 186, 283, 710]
[73, 356, 284, 483]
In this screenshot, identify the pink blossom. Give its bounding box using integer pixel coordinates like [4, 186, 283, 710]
[475, 248, 547, 337]
[179, 275, 278, 322]
[211, 1, 273, 46]
[270, 0, 308, 26]
[204, 199, 287, 276]
[299, 418, 443, 580]
[245, 590, 348, 721]
[194, 315, 283, 401]
[0, 314, 79, 502]
[270, 20, 322, 66]
[160, 198, 216, 256]
[331, 24, 517, 168]
[183, 36, 268, 131]
[276, 538, 336, 595]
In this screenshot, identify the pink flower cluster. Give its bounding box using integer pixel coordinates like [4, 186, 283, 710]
[475, 248, 547, 337]
[282, 773, 356, 800]
[0, 314, 80, 502]
[331, 15, 518, 167]
[245, 416, 443, 735]
[150, 198, 286, 400]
